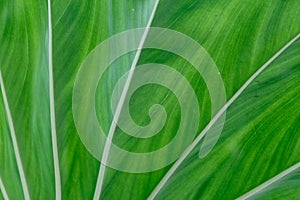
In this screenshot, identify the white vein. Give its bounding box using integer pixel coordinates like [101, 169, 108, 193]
[236, 162, 300, 200]
[47, 0, 61, 199]
[0, 177, 9, 200]
[0, 70, 30, 200]
[148, 33, 300, 200]
[92, 1, 160, 199]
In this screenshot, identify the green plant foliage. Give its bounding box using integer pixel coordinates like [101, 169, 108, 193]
[0, 0, 299, 199]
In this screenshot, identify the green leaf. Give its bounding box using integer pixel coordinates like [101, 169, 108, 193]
[0, 0, 54, 199]
[0, 0, 300, 199]
[150, 35, 300, 200]
[238, 163, 300, 200]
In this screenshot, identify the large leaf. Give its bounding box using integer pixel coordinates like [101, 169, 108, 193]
[0, 0, 299, 199]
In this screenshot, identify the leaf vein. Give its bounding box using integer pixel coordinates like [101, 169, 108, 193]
[236, 162, 300, 200]
[47, 0, 62, 199]
[0, 70, 30, 200]
[148, 33, 300, 199]
[93, 0, 160, 199]
[0, 176, 9, 200]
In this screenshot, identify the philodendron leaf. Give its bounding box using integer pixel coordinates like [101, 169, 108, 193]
[0, 0, 299, 200]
